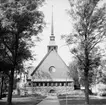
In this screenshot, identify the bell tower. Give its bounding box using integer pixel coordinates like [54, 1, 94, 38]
[47, 6, 58, 52]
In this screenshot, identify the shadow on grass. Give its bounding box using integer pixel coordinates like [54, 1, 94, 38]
[0, 102, 7, 105]
[0, 101, 43, 105]
[0, 95, 46, 105]
[58, 95, 106, 105]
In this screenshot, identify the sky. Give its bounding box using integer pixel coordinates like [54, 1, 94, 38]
[27, 0, 106, 70]
[25, 0, 106, 77]
[30, 0, 73, 67]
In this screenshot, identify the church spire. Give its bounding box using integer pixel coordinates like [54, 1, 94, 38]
[47, 5, 58, 52]
[51, 5, 54, 36]
[50, 5, 55, 41]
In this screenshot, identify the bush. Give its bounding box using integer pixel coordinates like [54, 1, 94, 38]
[96, 83, 106, 96]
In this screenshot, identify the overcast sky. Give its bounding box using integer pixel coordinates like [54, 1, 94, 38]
[26, 0, 106, 71]
[24, 0, 106, 78]
[30, 0, 73, 67]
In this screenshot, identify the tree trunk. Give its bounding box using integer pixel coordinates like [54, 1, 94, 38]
[7, 69, 14, 105]
[84, 73, 89, 105]
[0, 75, 4, 99]
[7, 32, 19, 105]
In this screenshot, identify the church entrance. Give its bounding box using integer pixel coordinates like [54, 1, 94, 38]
[49, 89, 55, 93]
[48, 89, 57, 96]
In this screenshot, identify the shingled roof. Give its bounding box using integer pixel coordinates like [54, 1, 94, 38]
[31, 48, 69, 76]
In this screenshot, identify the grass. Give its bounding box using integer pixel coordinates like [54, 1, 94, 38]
[1, 91, 106, 105]
[58, 94, 106, 105]
[0, 94, 46, 105]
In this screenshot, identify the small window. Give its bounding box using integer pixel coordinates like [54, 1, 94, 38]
[29, 83, 31, 86]
[49, 66, 56, 73]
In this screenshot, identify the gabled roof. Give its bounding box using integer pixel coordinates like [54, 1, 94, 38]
[31, 48, 70, 76]
[31, 49, 53, 76]
[55, 51, 69, 71]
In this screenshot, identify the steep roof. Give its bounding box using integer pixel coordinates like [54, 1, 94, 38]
[31, 48, 69, 76]
[31, 49, 53, 76]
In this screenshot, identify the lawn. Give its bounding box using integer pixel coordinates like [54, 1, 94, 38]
[0, 94, 46, 105]
[58, 94, 106, 105]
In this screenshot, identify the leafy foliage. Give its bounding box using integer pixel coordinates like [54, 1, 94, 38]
[68, 59, 80, 89]
[0, 0, 45, 104]
[66, 0, 106, 84]
[0, 0, 45, 73]
[64, 0, 106, 104]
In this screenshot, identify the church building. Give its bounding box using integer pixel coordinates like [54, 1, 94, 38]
[30, 8, 73, 95]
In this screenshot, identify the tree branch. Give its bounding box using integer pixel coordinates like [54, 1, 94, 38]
[5, 51, 13, 64]
[67, 44, 86, 67]
[2, 39, 14, 56]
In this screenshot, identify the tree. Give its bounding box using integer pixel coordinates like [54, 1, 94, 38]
[0, 0, 45, 105]
[0, 71, 4, 99]
[68, 59, 80, 89]
[0, 71, 9, 99]
[97, 58, 106, 84]
[63, 0, 106, 104]
[0, 39, 12, 99]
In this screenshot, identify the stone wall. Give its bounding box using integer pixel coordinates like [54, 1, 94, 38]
[25, 85, 74, 96]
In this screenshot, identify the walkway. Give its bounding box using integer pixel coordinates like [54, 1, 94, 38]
[37, 95, 60, 105]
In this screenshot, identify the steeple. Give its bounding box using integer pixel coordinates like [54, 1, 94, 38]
[48, 5, 58, 52]
[51, 5, 54, 36]
[50, 5, 55, 42]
